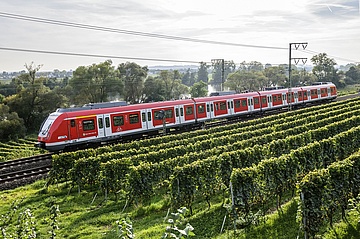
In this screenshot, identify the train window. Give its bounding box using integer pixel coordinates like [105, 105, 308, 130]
[186, 106, 193, 115]
[254, 98, 259, 105]
[83, 120, 95, 131]
[198, 105, 205, 113]
[299, 92, 302, 97]
[98, 118, 103, 129]
[129, 114, 139, 124]
[295, 93, 298, 99]
[231, 101, 234, 109]
[142, 113, 146, 122]
[148, 112, 152, 121]
[207, 104, 210, 112]
[70, 119, 76, 127]
[113, 116, 124, 126]
[241, 100, 247, 107]
[262, 97, 266, 104]
[282, 95, 286, 101]
[210, 104, 214, 112]
[235, 100, 240, 108]
[105, 117, 110, 128]
[175, 108, 179, 117]
[180, 108, 184, 116]
[227, 101, 230, 109]
[317, 89, 320, 95]
[165, 109, 173, 119]
[220, 102, 226, 110]
[268, 96, 272, 103]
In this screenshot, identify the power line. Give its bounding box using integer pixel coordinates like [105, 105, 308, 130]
[1, 12, 357, 65]
[0, 11, 287, 50]
[0, 46, 205, 64]
[300, 49, 358, 63]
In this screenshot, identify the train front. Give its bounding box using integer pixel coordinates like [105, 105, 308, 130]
[35, 112, 64, 151]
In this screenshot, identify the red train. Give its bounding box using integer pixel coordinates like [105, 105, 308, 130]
[36, 82, 337, 151]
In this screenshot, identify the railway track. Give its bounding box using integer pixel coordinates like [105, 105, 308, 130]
[1, 94, 358, 191]
[0, 153, 52, 191]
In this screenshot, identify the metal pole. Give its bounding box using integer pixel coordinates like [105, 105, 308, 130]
[289, 43, 292, 111]
[288, 42, 308, 111]
[221, 59, 225, 91]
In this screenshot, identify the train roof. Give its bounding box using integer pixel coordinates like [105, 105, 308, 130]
[194, 92, 260, 103]
[60, 99, 195, 117]
[56, 101, 127, 113]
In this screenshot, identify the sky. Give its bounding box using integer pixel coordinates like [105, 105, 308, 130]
[0, 0, 359, 72]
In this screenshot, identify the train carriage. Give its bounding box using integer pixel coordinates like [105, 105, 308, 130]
[37, 82, 337, 151]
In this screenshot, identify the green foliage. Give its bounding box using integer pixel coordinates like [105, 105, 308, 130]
[0, 104, 26, 141]
[117, 62, 146, 104]
[4, 62, 67, 131]
[298, 152, 360, 238]
[162, 207, 195, 238]
[116, 215, 134, 239]
[189, 81, 207, 97]
[70, 60, 123, 105]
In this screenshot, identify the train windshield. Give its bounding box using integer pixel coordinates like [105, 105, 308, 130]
[38, 113, 60, 137]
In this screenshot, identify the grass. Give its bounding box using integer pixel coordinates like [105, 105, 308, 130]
[337, 84, 360, 96]
[1, 179, 359, 239]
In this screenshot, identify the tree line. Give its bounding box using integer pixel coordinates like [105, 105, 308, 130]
[0, 53, 359, 141]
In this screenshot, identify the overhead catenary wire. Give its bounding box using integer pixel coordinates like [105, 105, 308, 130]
[0, 11, 287, 50]
[0, 11, 358, 66]
[300, 49, 358, 63]
[0, 46, 205, 64]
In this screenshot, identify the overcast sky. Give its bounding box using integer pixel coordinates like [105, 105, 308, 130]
[0, 0, 359, 71]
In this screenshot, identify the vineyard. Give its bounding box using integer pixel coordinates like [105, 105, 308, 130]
[43, 97, 360, 238]
[0, 137, 45, 162]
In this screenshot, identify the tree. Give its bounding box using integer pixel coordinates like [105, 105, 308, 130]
[5, 62, 66, 131]
[311, 53, 338, 83]
[118, 62, 147, 104]
[156, 70, 182, 100]
[345, 65, 360, 85]
[197, 62, 209, 83]
[225, 71, 266, 92]
[190, 81, 208, 97]
[263, 66, 287, 87]
[290, 68, 316, 86]
[182, 68, 196, 86]
[143, 77, 166, 102]
[70, 60, 123, 105]
[0, 104, 26, 141]
[239, 61, 264, 72]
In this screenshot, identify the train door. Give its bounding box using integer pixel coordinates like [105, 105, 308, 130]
[206, 102, 214, 119]
[247, 97, 254, 112]
[227, 99, 234, 115]
[68, 119, 79, 140]
[96, 115, 105, 138]
[141, 110, 148, 129]
[294, 92, 298, 104]
[146, 109, 154, 130]
[174, 105, 183, 125]
[282, 93, 287, 106]
[104, 114, 112, 136]
[267, 95, 273, 109]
